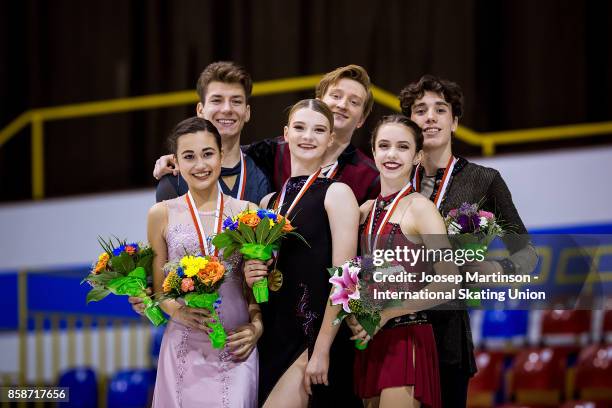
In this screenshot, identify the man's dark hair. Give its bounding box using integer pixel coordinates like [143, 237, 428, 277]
[399, 74, 464, 119]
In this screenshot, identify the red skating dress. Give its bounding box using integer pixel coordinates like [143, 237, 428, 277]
[354, 192, 442, 407]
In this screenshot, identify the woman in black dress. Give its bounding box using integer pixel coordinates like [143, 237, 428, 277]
[244, 99, 361, 407]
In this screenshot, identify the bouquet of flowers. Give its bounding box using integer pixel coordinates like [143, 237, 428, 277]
[445, 202, 504, 252]
[212, 208, 308, 303]
[445, 202, 506, 307]
[159, 254, 227, 349]
[83, 238, 167, 326]
[328, 256, 404, 349]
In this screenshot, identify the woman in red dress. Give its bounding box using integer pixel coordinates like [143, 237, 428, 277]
[342, 115, 459, 408]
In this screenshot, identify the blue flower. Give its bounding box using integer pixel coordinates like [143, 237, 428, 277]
[176, 266, 184, 277]
[223, 217, 238, 231]
[112, 245, 125, 256]
[257, 209, 277, 222]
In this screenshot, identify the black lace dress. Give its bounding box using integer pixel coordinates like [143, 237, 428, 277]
[258, 176, 361, 407]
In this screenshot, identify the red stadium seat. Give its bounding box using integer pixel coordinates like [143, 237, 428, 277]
[468, 350, 505, 407]
[575, 344, 612, 404]
[510, 347, 565, 406]
[541, 310, 591, 351]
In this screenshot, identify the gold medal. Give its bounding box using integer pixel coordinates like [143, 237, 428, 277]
[268, 269, 283, 291]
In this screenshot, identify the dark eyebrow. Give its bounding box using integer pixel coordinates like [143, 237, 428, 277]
[377, 138, 411, 146]
[180, 149, 194, 155]
[435, 101, 450, 107]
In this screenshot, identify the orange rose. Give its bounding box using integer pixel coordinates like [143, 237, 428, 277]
[239, 213, 260, 227]
[198, 261, 225, 285]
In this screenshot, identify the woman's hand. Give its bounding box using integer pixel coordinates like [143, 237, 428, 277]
[243, 259, 272, 288]
[347, 312, 390, 345]
[227, 321, 263, 361]
[347, 315, 370, 346]
[128, 287, 152, 315]
[171, 305, 213, 331]
[303, 350, 329, 395]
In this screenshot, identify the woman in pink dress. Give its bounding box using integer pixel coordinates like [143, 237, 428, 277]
[148, 117, 261, 407]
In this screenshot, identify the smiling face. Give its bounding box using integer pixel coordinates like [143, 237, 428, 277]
[409, 90, 458, 150]
[372, 123, 420, 182]
[175, 131, 222, 191]
[196, 81, 251, 140]
[320, 78, 367, 135]
[284, 107, 334, 164]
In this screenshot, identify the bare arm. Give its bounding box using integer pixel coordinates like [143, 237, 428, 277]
[305, 183, 359, 392]
[148, 203, 211, 329]
[148, 203, 175, 315]
[385, 196, 460, 317]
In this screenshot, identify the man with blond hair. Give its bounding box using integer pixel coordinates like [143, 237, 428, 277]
[245, 64, 380, 204]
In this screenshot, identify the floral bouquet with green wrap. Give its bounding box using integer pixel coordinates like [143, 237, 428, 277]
[83, 238, 167, 327]
[329, 256, 406, 350]
[160, 255, 227, 349]
[212, 208, 308, 303]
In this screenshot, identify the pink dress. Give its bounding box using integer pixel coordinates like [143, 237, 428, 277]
[152, 195, 258, 408]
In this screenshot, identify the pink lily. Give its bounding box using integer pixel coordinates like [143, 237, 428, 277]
[329, 264, 360, 313]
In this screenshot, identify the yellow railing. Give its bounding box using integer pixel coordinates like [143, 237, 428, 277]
[1, 74, 611, 199]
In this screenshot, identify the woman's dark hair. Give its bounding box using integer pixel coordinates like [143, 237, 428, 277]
[167, 117, 222, 155]
[371, 114, 423, 152]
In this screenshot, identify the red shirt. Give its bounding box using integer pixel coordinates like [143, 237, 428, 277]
[246, 136, 380, 204]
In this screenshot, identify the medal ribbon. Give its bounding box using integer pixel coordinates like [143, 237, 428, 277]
[322, 161, 339, 179]
[412, 155, 457, 209]
[274, 168, 322, 217]
[185, 186, 224, 257]
[364, 182, 413, 252]
[237, 152, 247, 200]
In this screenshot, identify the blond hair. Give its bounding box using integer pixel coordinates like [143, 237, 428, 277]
[315, 64, 374, 120]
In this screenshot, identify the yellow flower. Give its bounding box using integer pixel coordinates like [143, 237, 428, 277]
[180, 255, 209, 278]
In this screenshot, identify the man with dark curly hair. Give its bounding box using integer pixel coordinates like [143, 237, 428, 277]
[398, 75, 538, 407]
